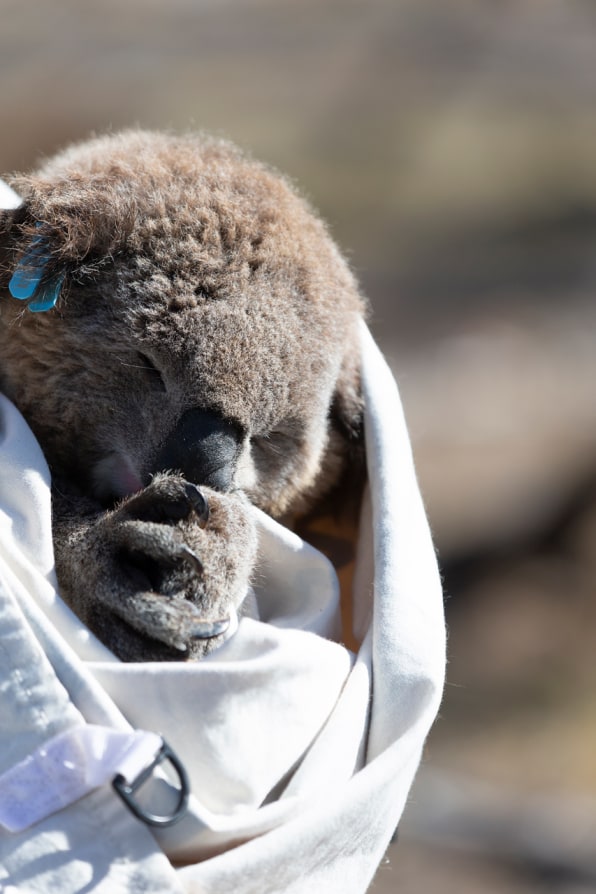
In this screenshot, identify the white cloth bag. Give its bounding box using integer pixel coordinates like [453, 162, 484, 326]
[0, 319, 445, 893]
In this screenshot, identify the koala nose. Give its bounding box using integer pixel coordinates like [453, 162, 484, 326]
[156, 408, 243, 491]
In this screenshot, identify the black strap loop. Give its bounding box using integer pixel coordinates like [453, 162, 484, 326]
[112, 739, 190, 827]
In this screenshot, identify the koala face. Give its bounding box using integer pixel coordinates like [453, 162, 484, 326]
[0, 131, 365, 522]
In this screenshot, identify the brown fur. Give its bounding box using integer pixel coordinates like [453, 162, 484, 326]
[0, 130, 366, 661]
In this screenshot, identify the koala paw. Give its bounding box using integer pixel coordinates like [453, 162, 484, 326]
[53, 474, 257, 661]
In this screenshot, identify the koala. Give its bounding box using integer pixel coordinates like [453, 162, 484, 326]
[0, 130, 365, 662]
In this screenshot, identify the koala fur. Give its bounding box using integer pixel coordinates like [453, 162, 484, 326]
[0, 130, 365, 661]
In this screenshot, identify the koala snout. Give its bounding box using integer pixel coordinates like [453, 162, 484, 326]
[156, 408, 243, 491]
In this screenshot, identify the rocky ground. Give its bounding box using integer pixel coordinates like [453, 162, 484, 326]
[2, 1, 596, 890]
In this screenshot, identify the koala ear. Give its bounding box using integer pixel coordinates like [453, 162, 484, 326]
[0, 183, 23, 292]
[296, 342, 365, 595]
[305, 336, 366, 531]
[331, 350, 364, 450]
[0, 185, 66, 313]
[0, 178, 28, 272]
[330, 343, 366, 494]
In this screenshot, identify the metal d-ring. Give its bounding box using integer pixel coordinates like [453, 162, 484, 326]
[112, 738, 190, 827]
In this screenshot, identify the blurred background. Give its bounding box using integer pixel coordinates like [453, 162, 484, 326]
[2, 1, 595, 890]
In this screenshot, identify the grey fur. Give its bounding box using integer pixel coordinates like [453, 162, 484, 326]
[0, 130, 365, 661]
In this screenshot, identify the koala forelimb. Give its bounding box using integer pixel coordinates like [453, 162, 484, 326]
[51, 474, 257, 661]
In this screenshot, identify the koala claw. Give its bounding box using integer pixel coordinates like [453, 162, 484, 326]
[179, 543, 204, 575]
[117, 476, 209, 527]
[190, 617, 231, 640]
[183, 482, 210, 527]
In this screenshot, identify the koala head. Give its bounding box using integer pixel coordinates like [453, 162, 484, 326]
[0, 130, 365, 522]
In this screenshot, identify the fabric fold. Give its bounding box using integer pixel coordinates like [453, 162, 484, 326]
[0, 324, 445, 893]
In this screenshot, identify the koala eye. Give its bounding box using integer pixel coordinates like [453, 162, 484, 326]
[251, 423, 301, 458]
[136, 352, 167, 393]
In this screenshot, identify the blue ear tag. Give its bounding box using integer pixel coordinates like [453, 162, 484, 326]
[8, 229, 62, 312]
[28, 270, 65, 312]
